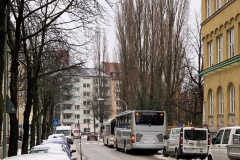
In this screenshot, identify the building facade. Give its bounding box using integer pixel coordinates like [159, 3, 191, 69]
[57, 68, 111, 133]
[100, 62, 123, 119]
[201, 0, 240, 133]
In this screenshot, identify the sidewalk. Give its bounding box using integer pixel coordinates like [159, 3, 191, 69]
[0, 141, 22, 159]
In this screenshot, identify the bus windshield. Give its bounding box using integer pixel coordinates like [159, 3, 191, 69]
[135, 112, 164, 125]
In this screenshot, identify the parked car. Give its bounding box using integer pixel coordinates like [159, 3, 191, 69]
[114, 129, 131, 153]
[87, 132, 98, 141]
[3, 153, 71, 160]
[42, 139, 76, 158]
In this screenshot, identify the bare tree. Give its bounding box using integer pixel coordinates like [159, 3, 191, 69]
[3, 0, 112, 156]
[116, 0, 189, 125]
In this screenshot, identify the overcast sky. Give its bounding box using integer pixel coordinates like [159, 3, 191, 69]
[87, 0, 201, 67]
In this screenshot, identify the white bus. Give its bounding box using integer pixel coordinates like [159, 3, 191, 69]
[115, 110, 166, 154]
[102, 119, 116, 147]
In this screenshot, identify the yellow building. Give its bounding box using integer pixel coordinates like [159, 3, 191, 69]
[201, 0, 240, 133]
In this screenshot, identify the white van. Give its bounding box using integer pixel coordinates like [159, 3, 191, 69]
[208, 126, 240, 160]
[163, 127, 210, 159]
[73, 128, 81, 139]
[56, 126, 73, 144]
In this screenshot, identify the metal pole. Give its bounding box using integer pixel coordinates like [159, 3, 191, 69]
[3, 4, 8, 158]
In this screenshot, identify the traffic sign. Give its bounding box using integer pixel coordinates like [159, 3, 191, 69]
[52, 119, 60, 126]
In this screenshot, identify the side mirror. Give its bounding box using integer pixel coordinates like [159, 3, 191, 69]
[71, 149, 76, 153]
[211, 138, 216, 144]
[164, 135, 169, 140]
[71, 133, 74, 136]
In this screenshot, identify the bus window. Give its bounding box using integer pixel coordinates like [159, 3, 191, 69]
[135, 112, 164, 125]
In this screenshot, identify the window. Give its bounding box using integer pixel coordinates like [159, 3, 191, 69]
[207, 0, 212, 17]
[75, 105, 80, 110]
[75, 114, 80, 119]
[83, 83, 90, 88]
[228, 29, 234, 58]
[219, 88, 224, 114]
[116, 100, 121, 106]
[111, 72, 116, 77]
[83, 101, 91, 105]
[84, 128, 90, 132]
[214, 129, 224, 144]
[216, 0, 221, 10]
[75, 78, 80, 82]
[222, 129, 231, 144]
[75, 87, 80, 92]
[208, 41, 213, 67]
[218, 35, 223, 62]
[83, 119, 90, 123]
[65, 95, 71, 101]
[116, 83, 120, 89]
[83, 92, 90, 96]
[83, 110, 90, 114]
[210, 91, 214, 115]
[230, 84, 235, 113]
[116, 92, 120, 99]
[75, 96, 80, 101]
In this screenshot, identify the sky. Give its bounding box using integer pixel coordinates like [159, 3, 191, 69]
[87, 0, 201, 67]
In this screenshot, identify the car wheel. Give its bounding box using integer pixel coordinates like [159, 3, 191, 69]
[163, 147, 169, 157]
[208, 155, 213, 160]
[174, 149, 180, 159]
[199, 156, 206, 160]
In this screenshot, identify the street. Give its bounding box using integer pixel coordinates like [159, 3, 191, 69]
[73, 136, 163, 160]
[71, 136, 203, 160]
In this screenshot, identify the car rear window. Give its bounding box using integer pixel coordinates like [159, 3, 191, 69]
[184, 130, 206, 140]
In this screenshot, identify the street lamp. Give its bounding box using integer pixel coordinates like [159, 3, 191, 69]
[116, 98, 127, 111]
[53, 103, 63, 120]
[97, 98, 128, 111]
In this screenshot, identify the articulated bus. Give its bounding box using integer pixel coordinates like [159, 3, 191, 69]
[102, 119, 116, 146]
[115, 110, 166, 154]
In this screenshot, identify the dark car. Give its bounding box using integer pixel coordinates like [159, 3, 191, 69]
[87, 132, 98, 141]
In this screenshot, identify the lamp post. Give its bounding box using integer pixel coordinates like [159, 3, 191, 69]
[53, 103, 63, 120]
[97, 98, 128, 111]
[116, 98, 127, 111]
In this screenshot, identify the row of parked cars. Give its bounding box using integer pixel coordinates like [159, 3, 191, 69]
[4, 134, 77, 160]
[163, 126, 240, 160]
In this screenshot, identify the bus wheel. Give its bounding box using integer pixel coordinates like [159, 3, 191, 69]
[124, 143, 128, 154]
[116, 144, 120, 151]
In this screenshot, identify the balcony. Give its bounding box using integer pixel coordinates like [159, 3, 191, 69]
[62, 118, 75, 124]
[62, 109, 74, 114]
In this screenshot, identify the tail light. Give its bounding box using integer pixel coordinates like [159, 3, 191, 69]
[179, 132, 183, 149]
[208, 132, 210, 149]
[131, 134, 135, 143]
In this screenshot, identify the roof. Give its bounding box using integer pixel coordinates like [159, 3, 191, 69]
[69, 67, 109, 77]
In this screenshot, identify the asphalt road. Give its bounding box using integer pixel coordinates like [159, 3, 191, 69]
[73, 136, 163, 160]
[72, 136, 205, 160]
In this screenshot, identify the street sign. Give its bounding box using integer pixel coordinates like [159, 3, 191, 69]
[52, 119, 60, 126]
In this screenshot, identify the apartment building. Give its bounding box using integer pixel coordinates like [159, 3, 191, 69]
[201, 0, 240, 133]
[58, 68, 111, 133]
[100, 62, 122, 119]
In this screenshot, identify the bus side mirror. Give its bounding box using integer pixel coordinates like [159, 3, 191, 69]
[164, 135, 169, 140]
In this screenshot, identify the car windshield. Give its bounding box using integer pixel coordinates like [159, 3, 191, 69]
[56, 130, 71, 136]
[184, 130, 207, 140]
